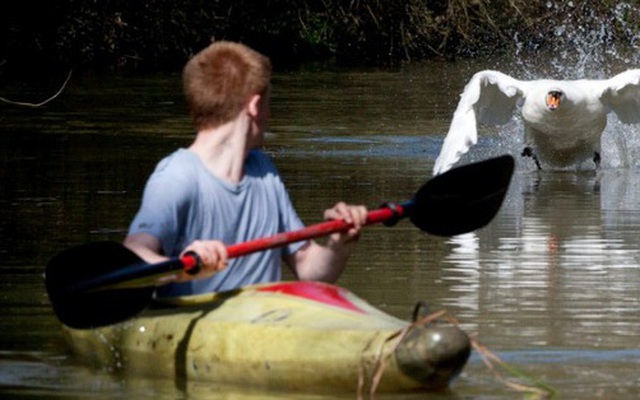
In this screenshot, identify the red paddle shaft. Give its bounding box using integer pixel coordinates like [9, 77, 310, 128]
[180, 203, 408, 274]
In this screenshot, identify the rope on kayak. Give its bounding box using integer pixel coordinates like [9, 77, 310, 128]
[359, 309, 448, 399]
[358, 309, 557, 399]
[411, 300, 431, 322]
[472, 339, 557, 398]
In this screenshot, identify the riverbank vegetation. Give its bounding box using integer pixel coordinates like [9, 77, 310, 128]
[2, 0, 640, 75]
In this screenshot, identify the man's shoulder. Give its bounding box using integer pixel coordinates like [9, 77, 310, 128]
[155, 149, 197, 172]
[145, 149, 201, 191]
[150, 149, 204, 180]
[247, 149, 278, 171]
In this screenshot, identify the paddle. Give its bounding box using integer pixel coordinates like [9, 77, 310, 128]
[45, 155, 514, 329]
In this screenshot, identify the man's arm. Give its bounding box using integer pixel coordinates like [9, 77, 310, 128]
[124, 232, 168, 263]
[284, 202, 367, 283]
[124, 233, 228, 280]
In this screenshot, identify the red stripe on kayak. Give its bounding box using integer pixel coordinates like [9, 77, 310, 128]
[257, 282, 365, 314]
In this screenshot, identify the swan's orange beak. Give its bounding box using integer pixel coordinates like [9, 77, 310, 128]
[546, 91, 562, 111]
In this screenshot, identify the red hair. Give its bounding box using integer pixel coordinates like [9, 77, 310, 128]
[182, 41, 272, 130]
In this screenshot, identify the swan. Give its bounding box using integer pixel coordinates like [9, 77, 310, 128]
[432, 69, 640, 175]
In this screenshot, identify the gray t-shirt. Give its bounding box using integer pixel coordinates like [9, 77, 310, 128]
[128, 148, 306, 296]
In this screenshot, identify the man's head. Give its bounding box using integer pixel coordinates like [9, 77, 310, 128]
[183, 41, 272, 131]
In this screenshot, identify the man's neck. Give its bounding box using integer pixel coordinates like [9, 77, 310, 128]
[189, 121, 250, 184]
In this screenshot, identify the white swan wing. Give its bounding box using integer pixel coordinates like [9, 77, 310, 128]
[433, 70, 526, 175]
[599, 69, 640, 124]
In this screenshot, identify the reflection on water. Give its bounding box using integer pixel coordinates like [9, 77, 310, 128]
[2, 66, 640, 398]
[440, 171, 640, 351]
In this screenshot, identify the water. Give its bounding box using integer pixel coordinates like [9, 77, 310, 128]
[2, 60, 640, 398]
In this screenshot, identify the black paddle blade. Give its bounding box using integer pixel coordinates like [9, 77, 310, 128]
[411, 155, 514, 236]
[45, 241, 155, 329]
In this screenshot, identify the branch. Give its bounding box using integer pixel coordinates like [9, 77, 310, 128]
[0, 69, 73, 108]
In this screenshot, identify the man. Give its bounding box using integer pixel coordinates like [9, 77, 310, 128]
[124, 41, 368, 296]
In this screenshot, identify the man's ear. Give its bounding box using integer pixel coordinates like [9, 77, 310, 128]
[247, 94, 262, 118]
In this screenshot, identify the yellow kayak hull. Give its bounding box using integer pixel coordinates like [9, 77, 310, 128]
[63, 281, 470, 393]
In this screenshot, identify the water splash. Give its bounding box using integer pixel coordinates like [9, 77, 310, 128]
[476, 1, 640, 170]
[512, 1, 640, 79]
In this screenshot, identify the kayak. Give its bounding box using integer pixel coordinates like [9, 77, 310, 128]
[50, 157, 514, 393]
[62, 281, 470, 393]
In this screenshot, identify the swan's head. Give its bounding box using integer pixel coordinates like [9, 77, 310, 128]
[546, 90, 563, 111]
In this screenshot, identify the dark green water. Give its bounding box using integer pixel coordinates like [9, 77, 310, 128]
[2, 64, 640, 398]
